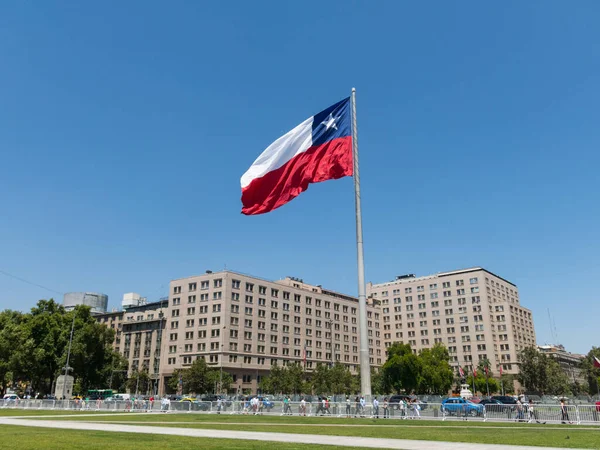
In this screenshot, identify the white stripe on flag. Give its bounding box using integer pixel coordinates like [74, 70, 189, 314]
[241, 116, 314, 189]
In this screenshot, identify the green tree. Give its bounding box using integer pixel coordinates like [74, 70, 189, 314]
[0, 301, 133, 397]
[310, 363, 332, 394]
[206, 369, 233, 394]
[370, 367, 384, 395]
[466, 373, 500, 395]
[419, 344, 454, 394]
[517, 347, 550, 394]
[381, 342, 422, 394]
[259, 364, 287, 393]
[546, 357, 571, 395]
[167, 358, 230, 395]
[500, 374, 516, 395]
[24, 299, 70, 394]
[580, 347, 600, 395]
[127, 369, 151, 395]
[105, 352, 129, 393]
[517, 346, 571, 395]
[64, 306, 118, 392]
[0, 311, 27, 395]
[283, 363, 305, 394]
[329, 363, 356, 395]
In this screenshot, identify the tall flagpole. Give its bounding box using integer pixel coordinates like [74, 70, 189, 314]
[351, 87, 371, 397]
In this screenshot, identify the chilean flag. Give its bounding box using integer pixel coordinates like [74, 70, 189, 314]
[458, 366, 465, 378]
[594, 356, 600, 369]
[241, 98, 353, 215]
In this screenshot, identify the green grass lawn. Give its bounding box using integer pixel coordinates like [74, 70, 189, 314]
[41, 411, 596, 428]
[0, 425, 367, 450]
[29, 413, 600, 449]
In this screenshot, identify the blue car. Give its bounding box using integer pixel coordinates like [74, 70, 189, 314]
[441, 398, 484, 417]
[258, 397, 274, 411]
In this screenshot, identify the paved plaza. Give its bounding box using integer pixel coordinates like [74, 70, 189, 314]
[0, 415, 588, 450]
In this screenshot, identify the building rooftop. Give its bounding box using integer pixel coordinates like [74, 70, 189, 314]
[370, 267, 517, 288]
[171, 270, 366, 304]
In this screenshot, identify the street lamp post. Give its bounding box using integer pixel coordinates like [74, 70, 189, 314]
[60, 293, 99, 401]
[329, 319, 334, 367]
[61, 310, 77, 401]
[154, 310, 164, 397]
[219, 325, 226, 394]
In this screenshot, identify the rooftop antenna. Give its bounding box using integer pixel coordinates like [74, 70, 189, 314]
[547, 308, 559, 344]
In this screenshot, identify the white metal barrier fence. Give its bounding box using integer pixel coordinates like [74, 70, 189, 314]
[1, 399, 599, 425]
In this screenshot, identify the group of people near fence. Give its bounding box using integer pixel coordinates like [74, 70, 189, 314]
[240, 396, 273, 415]
[123, 396, 156, 412]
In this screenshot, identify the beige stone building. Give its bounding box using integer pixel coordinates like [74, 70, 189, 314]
[96, 299, 167, 393]
[158, 271, 383, 394]
[97, 267, 537, 395]
[538, 344, 586, 384]
[367, 267, 536, 377]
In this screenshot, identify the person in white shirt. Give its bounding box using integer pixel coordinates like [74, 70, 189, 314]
[359, 396, 366, 417]
[300, 397, 306, 416]
[373, 398, 379, 419]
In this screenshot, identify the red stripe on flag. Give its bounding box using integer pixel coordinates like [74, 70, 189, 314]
[594, 356, 600, 369]
[241, 136, 353, 215]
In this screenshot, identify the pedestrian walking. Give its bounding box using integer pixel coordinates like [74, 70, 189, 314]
[383, 398, 389, 419]
[300, 397, 306, 416]
[560, 399, 571, 424]
[516, 399, 525, 422]
[359, 396, 366, 417]
[373, 397, 379, 419]
[527, 399, 545, 424]
[345, 397, 351, 418]
[412, 399, 421, 419]
[217, 397, 222, 414]
[354, 396, 360, 418]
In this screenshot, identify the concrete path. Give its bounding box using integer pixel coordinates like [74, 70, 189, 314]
[0, 417, 587, 450]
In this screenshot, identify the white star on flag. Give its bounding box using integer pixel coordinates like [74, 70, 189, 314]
[321, 113, 338, 131]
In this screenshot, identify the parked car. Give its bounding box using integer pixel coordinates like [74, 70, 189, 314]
[388, 394, 411, 410]
[2, 394, 20, 404]
[490, 395, 518, 405]
[200, 395, 232, 407]
[441, 397, 484, 417]
[258, 397, 275, 411]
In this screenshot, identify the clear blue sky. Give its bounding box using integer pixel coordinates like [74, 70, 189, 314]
[1, 1, 598, 354]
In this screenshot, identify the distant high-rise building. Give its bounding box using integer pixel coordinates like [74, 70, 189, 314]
[96, 298, 168, 394]
[63, 292, 108, 315]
